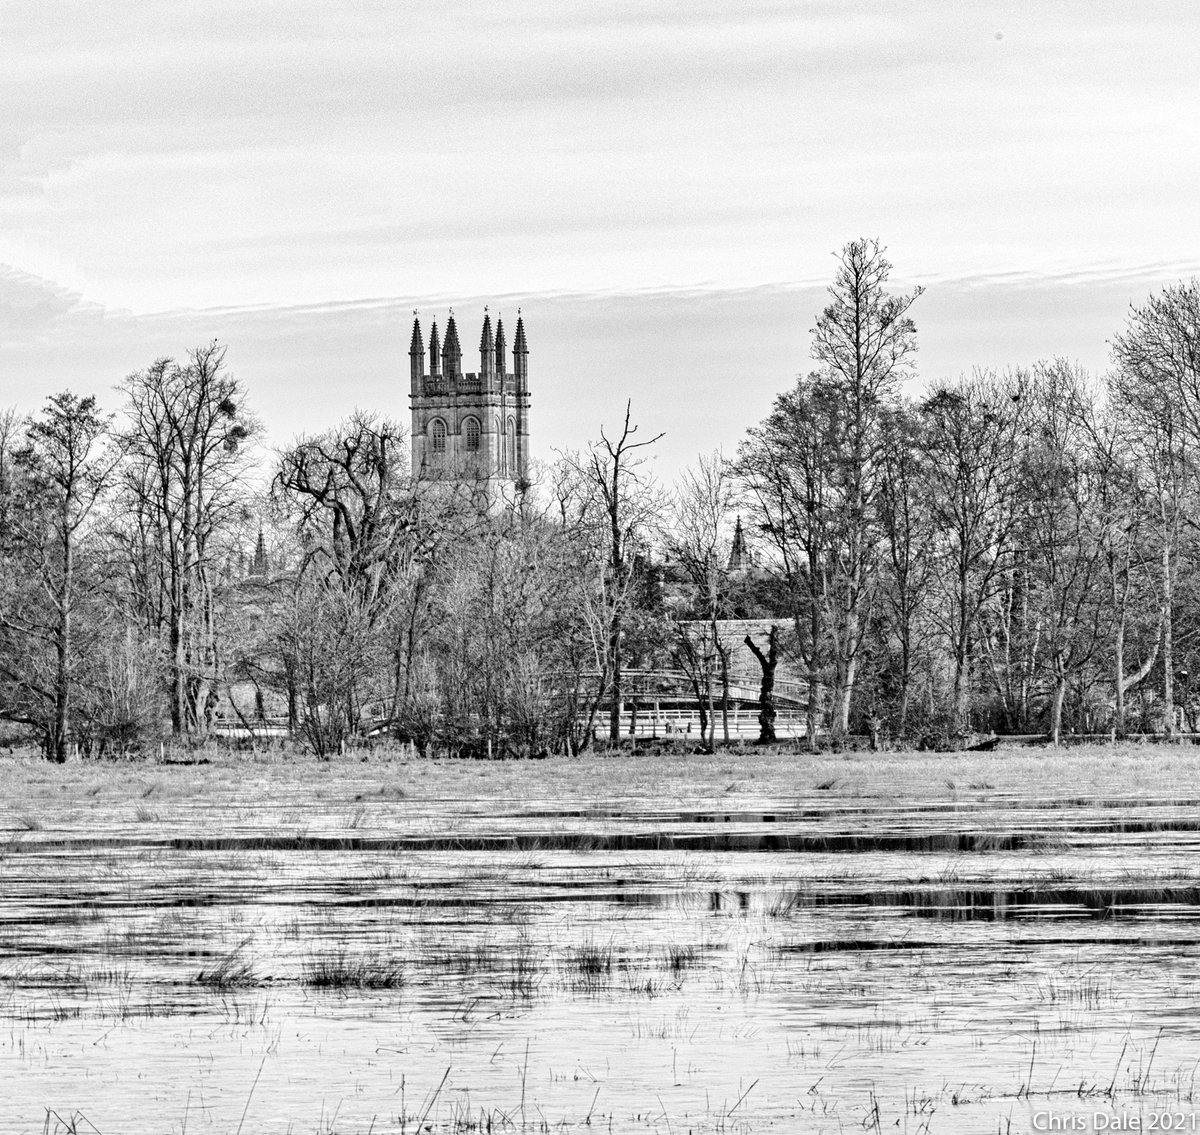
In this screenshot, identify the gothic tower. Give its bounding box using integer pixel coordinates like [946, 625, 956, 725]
[409, 309, 531, 483]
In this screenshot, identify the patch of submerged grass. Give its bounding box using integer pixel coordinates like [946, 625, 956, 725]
[622, 966, 663, 997]
[662, 943, 699, 973]
[195, 941, 260, 988]
[766, 891, 808, 918]
[302, 951, 404, 989]
[565, 939, 613, 992]
[1031, 973, 1118, 1009]
[568, 940, 613, 977]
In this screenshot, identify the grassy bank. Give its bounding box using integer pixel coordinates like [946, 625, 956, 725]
[2, 741, 1197, 825]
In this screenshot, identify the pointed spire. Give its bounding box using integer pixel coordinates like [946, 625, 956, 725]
[728, 516, 747, 571]
[494, 316, 507, 376]
[442, 313, 462, 379]
[251, 528, 268, 577]
[409, 314, 424, 392]
[429, 320, 441, 376]
[513, 311, 528, 387]
[480, 310, 495, 379]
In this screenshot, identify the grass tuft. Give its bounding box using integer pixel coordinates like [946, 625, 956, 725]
[195, 942, 260, 988]
[302, 951, 404, 989]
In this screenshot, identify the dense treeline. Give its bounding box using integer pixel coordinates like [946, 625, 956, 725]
[3, 241, 1200, 759]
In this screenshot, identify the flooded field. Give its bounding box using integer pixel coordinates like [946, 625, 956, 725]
[3, 745, 1200, 1134]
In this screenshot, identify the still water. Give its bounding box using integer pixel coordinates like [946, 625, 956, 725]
[2, 756, 1199, 1133]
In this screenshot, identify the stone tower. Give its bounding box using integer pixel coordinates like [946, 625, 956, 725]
[409, 309, 531, 483]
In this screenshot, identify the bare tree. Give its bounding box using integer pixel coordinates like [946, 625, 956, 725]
[1082, 401, 1162, 734]
[744, 624, 781, 743]
[0, 394, 114, 758]
[920, 373, 1028, 733]
[117, 343, 259, 735]
[1110, 345, 1192, 735]
[1111, 281, 1200, 735]
[568, 402, 664, 744]
[662, 451, 737, 746]
[1020, 363, 1109, 743]
[738, 239, 921, 743]
[875, 403, 935, 737]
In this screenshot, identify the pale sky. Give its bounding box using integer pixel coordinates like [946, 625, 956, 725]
[3, 1, 1199, 475]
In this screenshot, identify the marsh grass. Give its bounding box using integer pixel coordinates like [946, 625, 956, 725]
[42, 1109, 103, 1135]
[565, 939, 613, 991]
[662, 942, 699, 973]
[195, 941, 259, 988]
[302, 951, 404, 989]
[1032, 974, 1119, 1008]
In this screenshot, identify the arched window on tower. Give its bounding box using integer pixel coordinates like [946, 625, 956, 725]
[496, 416, 505, 473]
[507, 418, 517, 475]
[464, 416, 481, 452]
[430, 418, 446, 457]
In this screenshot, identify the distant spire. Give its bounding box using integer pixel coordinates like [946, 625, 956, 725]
[409, 316, 423, 355]
[728, 516, 747, 571]
[479, 311, 493, 353]
[251, 528, 268, 578]
[514, 313, 527, 354]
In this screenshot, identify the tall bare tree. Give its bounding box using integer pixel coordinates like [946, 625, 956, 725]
[662, 451, 737, 746]
[875, 402, 935, 737]
[0, 394, 114, 759]
[1111, 281, 1200, 735]
[739, 239, 921, 742]
[118, 343, 259, 735]
[920, 373, 1028, 733]
[568, 402, 663, 744]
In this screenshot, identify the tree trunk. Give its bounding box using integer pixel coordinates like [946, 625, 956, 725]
[745, 627, 779, 744]
[719, 643, 730, 745]
[1163, 539, 1175, 737]
[608, 608, 622, 744]
[1049, 663, 1068, 745]
[896, 620, 912, 738]
[51, 529, 72, 763]
[1116, 612, 1161, 735]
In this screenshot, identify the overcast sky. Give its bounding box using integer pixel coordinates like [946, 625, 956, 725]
[3, 1, 1199, 475]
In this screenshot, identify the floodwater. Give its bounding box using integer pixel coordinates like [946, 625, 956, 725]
[3, 758, 1200, 1133]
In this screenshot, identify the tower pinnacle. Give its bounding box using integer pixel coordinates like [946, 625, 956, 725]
[442, 314, 462, 380]
[494, 316, 507, 377]
[480, 311, 495, 379]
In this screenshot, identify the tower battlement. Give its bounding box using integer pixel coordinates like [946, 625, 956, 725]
[409, 310, 531, 482]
